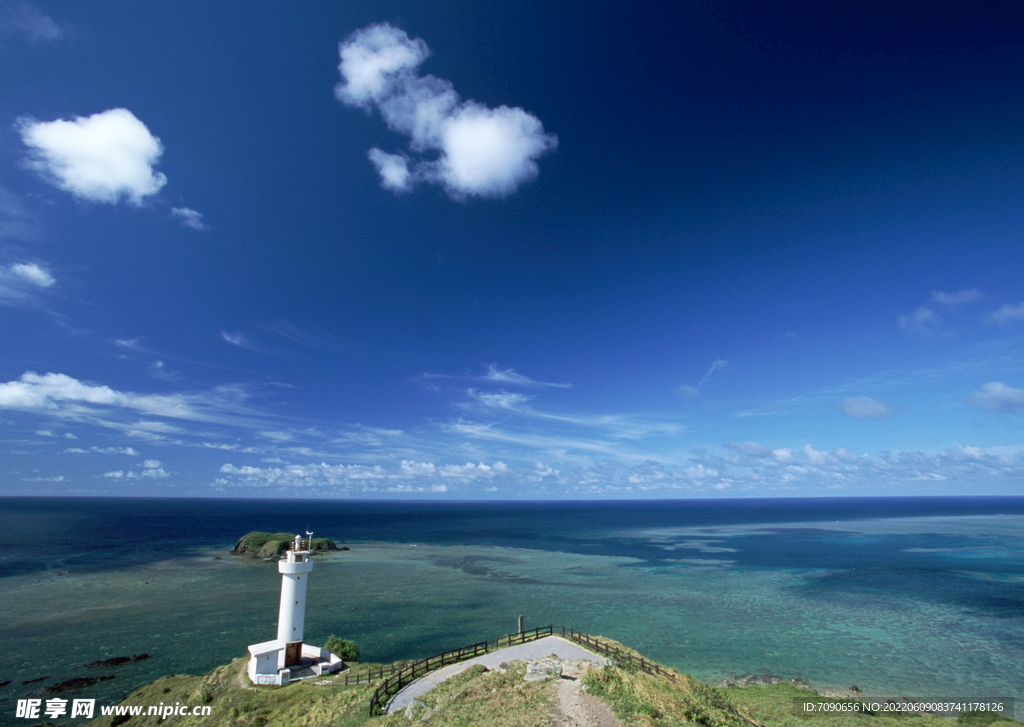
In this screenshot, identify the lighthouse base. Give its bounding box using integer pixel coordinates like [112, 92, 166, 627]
[246, 640, 345, 686]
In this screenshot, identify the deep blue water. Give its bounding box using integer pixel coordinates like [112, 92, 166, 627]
[3, 495, 1023, 577]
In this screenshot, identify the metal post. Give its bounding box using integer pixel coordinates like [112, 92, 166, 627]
[517, 615, 524, 634]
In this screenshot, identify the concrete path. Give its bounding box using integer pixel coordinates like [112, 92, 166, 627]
[385, 635, 610, 714]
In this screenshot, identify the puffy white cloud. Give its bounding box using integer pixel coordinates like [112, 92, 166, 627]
[19, 108, 167, 204]
[103, 467, 168, 479]
[966, 382, 1024, 412]
[336, 23, 557, 199]
[930, 289, 981, 306]
[171, 207, 207, 230]
[0, 3, 63, 43]
[987, 301, 1024, 325]
[837, 396, 895, 419]
[367, 149, 412, 192]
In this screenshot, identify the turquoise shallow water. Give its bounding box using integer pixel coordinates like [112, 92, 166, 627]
[0, 497, 1022, 725]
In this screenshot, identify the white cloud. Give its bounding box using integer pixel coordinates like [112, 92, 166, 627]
[367, 149, 412, 192]
[64, 446, 140, 455]
[19, 108, 167, 204]
[966, 382, 1024, 412]
[171, 207, 207, 230]
[681, 359, 727, 397]
[0, 3, 63, 43]
[9, 262, 54, 287]
[930, 289, 981, 306]
[221, 331, 260, 350]
[0, 262, 55, 306]
[336, 23, 557, 199]
[142, 459, 161, 468]
[987, 301, 1024, 325]
[468, 389, 532, 410]
[103, 467, 168, 479]
[481, 365, 570, 388]
[0, 371, 261, 432]
[897, 305, 941, 336]
[837, 396, 895, 419]
[726, 441, 772, 457]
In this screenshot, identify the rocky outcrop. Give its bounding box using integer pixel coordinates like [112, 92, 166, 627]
[79, 654, 149, 669]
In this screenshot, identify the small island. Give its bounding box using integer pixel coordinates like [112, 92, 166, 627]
[230, 531, 348, 560]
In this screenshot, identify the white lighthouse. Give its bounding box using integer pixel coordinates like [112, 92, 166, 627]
[277, 533, 312, 664]
[246, 533, 344, 685]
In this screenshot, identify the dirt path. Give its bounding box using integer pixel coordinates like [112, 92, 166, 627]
[552, 675, 625, 727]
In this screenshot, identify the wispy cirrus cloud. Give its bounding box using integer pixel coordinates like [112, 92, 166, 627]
[987, 301, 1024, 325]
[0, 2, 63, 44]
[264, 320, 360, 355]
[0, 371, 267, 431]
[171, 207, 207, 230]
[898, 289, 981, 336]
[0, 261, 55, 306]
[482, 365, 570, 388]
[335, 23, 557, 199]
[965, 382, 1024, 412]
[19, 108, 167, 205]
[836, 396, 896, 419]
[680, 358, 727, 397]
[930, 289, 981, 307]
[420, 364, 570, 390]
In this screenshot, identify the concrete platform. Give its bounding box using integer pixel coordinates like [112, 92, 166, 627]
[385, 635, 610, 714]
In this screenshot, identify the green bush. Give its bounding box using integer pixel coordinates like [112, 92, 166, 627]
[324, 635, 360, 662]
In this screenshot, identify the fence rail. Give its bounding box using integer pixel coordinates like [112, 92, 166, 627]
[366, 624, 675, 716]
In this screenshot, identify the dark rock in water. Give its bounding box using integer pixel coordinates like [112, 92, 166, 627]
[792, 677, 811, 687]
[80, 654, 149, 668]
[21, 676, 48, 684]
[850, 685, 861, 694]
[231, 532, 344, 559]
[724, 673, 788, 687]
[43, 676, 115, 695]
[0, 680, 10, 687]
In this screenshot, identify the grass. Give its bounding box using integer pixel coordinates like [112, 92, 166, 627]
[84, 639, 1024, 727]
[374, 662, 558, 727]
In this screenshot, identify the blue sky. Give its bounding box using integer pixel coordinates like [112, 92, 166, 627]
[3, 1, 1024, 498]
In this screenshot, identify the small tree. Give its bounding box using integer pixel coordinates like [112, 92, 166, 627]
[324, 635, 360, 662]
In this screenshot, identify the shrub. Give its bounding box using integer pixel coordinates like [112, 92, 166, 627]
[324, 635, 360, 662]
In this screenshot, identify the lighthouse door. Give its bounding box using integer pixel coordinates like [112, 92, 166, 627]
[284, 641, 302, 666]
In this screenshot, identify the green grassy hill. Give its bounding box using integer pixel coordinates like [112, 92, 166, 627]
[83, 639, 1021, 727]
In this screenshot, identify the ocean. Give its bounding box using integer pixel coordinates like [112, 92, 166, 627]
[1, 496, 1022, 725]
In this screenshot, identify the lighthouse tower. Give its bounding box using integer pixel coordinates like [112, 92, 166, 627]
[277, 534, 313, 666]
[246, 532, 344, 685]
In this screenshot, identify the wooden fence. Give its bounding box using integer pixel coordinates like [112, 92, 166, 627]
[366, 624, 675, 716]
